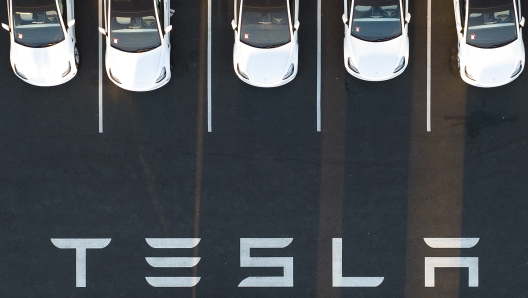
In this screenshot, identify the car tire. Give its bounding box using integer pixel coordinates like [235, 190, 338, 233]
[74, 46, 80, 69]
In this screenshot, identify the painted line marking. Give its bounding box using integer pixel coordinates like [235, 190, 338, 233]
[99, 0, 103, 134]
[207, 0, 212, 132]
[317, 0, 322, 132]
[427, 0, 431, 132]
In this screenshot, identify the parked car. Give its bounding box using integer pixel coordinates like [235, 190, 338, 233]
[453, 0, 525, 87]
[99, 0, 172, 92]
[232, 0, 299, 87]
[2, 0, 79, 86]
[343, 0, 410, 81]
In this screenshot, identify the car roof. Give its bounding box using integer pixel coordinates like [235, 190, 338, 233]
[243, 0, 288, 8]
[469, 0, 513, 9]
[13, 0, 56, 8]
[111, 0, 155, 12]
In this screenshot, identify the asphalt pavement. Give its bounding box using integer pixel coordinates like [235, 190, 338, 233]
[1, 0, 528, 297]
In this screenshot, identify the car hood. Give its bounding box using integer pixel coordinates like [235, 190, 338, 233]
[465, 40, 521, 84]
[12, 41, 71, 81]
[107, 46, 163, 87]
[239, 42, 293, 84]
[349, 35, 404, 77]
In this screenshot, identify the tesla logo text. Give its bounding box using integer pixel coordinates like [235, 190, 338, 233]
[50, 237, 479, 289]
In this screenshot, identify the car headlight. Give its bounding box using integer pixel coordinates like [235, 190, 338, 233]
[109, 68, 121, 84]
[464, 66, 476, 81]
[155, 67, 166, 83]
[511, 61, 523, 78]
[347, 57, 360, 73]
[393, 57, 406, 73]
[237, 64, 249, 79]
[14, 65, 27, 80]
[283, 63, 295, 80]
[62, 62, 71, 77]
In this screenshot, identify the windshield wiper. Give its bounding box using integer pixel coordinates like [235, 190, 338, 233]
[240, 39, 253, 46]
[491, 40, 515, 48]
[15, 41, 31, 47]
[266, 41, 290, 48]
[38, 42, 60, 48]
[135, 45, 160, 53]
[374, 37, 396, 42]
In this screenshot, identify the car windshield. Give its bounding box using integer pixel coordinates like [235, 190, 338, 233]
[350, 0, 402, 42]
[239, 0, 291, 48]
[12, 2, 65, 48]
[110, 0, 161, 52]
[466, 2, 517, 48]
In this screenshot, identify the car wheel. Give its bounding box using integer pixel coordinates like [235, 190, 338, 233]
[74, 46, 80, 68]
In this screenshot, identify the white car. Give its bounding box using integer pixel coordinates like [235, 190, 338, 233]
[2, 0, 79, 86]
[99, 0, 172, 92]
[232, 0, 299, 87]
[342, 0, 410, 81]
[454, 0, 525, 87]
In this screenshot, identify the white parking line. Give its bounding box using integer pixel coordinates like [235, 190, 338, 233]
[427, 0, 431, 132]
[317, 0, 322, 132]
[99, 0, 103, 134]
[207, 0, 212, 132]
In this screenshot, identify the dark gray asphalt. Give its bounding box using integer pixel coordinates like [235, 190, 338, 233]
[1, 0, 528, 297]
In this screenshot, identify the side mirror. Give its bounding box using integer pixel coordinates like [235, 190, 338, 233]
[165, 25, 173, 34]
[405, 13, 411, 24]
[1, 23, 9, 32]
[456, 23, 462, 33]
[98, 27, 107, 36]
[342, 13, 348, 25]
[293, 21, 300, 31]
[231, 19, 237, 30]
[67, 19, 75, 28]
[520, 16, 525, 27]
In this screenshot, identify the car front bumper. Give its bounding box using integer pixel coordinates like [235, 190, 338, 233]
[12, 63, 78, 87]
[106, 68, 171, 92]
[459, 64, 523, 88]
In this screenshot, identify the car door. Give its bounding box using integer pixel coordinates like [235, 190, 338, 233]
[403, 0, 410, 28]
[57, 0, 75, 39]
[515, 0, 524, 39]
[103, 0, 109, 34]
[454, 0, 465, 41]
[158, 0, 170, 30]
[232, 0, 242, 38]
[164, 0, 172, 36]
[6, 0, 12, 33]
[343, 0, 352, 34]
[100, 0, 111, 47]
[157, 0, 171, 44]
[517, 0, 524, 27]
[290, 0, 299, 39]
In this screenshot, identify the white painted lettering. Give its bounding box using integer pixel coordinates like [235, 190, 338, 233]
[332, 238, 384, 287]
[50, 238, 111, 287]
[238, 238, 294, 287]
[424, 238, 479, 287]
[145, 238, 201, 287]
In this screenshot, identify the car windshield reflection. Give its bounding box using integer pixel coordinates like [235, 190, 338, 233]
[240, 0, 291, 48]
[350, 0, 402, 42]
[466, 2, 517, 48]
[13, 4, 65, 48]
[110, 0, 161, 53]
